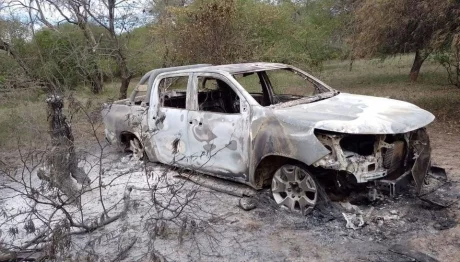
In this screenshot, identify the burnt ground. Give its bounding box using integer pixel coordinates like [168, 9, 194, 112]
[148, 125, 460, 262]
[1, 126, 459, 261]
[109, 126, 460, 261]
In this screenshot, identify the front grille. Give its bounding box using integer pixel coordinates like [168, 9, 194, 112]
[383, 141, 405, 174]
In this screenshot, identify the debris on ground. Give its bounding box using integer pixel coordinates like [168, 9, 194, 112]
[419, 181, 460, 208]
[341, 202, 365, 230]
[368, 188, 385, 202]
[1, 146, 459, 261]
[389, 244, 439, 262]
[342, 212, 365, 230]
[382, 214, 400, 221]
[433, 217, 457, 230]
[239, 197, 257, 211]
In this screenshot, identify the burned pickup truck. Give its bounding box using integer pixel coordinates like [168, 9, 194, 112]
[102, 63, 435, 215]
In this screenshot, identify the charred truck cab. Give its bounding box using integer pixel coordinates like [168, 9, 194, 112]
[102, 63, 435, 215]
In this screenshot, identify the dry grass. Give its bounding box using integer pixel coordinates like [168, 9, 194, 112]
[0, 78, 139, 152]
[317, 55, 460, 127]
[0, 89, 48, 150]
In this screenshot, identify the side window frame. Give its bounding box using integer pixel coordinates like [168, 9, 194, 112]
[190, 72, 247, 114]
[155, 73, 193, 110]
[265, 68, 324, 97]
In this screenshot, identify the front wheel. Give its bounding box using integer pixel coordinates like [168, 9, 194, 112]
[271, 164, 318, 215]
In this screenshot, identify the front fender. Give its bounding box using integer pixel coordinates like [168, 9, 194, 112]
[249, 112, 329, 185]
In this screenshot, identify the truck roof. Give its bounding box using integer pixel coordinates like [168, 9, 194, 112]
[169, 62, 288, 74]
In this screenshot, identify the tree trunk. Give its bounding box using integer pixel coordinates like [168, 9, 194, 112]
[117, 50, 133, 100]
[410, 50, 428, 82]
[89, 72, 103, 94]
[119, 76, 132, 100]
[87, 62, 103, 94]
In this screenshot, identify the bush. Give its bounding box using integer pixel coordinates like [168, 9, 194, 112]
[434, 34, 460, 88]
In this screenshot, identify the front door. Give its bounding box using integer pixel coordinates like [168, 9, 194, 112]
[186, 73, 250, 181]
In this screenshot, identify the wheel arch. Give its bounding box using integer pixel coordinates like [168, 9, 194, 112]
[119, 131, 139, 149]
[119, 131, 158, 161]
[253, 154, 309, 189]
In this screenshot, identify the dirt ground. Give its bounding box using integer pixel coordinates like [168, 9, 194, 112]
[81, 126, 460, 261]
[160, 124, 460, 262]
[410, 124, 460, 262]
[1, 124, 459, 262]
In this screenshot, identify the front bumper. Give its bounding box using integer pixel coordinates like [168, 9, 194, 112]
[313, 128, 431, 193]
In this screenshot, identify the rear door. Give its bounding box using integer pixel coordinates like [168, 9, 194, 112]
[186, 72, 250, 181]
[148, 73, 191, 166]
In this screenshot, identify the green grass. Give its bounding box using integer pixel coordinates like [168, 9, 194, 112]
[317, 55, 460, 124]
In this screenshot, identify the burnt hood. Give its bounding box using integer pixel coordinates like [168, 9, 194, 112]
[273, 93, 435, 134]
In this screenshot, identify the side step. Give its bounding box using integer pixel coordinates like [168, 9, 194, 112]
[175, 172, 257, 198]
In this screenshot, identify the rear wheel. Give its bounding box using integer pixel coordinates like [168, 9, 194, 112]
[127, 137, 144, 160]
[271, 164, 318, 215]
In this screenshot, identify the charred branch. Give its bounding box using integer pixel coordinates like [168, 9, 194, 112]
[37, 95, 89, 203]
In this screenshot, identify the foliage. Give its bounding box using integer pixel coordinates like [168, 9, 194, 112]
[0, 19, 28, 88]
[352, 0, 455, 56]
[33, 27, 84, 89]
[153, 0, 341, 67]
[123, 25, 162, 76]
[434, 33, 460, 88]
[276, 0, 344, 67]
[2, 0, 460, 90]
[350, 0, 460, 80]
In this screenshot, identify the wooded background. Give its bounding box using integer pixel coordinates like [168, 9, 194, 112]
[1, 0, 460, 149]
[1, 0, 459, 95]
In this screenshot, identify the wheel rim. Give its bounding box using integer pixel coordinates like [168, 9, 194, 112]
[128, 138, 144, 160]
[271, 165, 317, 215]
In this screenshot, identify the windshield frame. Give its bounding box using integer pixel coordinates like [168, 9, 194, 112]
[232, 65, 338, 108]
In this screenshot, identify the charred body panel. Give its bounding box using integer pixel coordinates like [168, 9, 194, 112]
[272, 93, 435, 135]
[249, 107, 330, 188]
[101, 103, 159, 162]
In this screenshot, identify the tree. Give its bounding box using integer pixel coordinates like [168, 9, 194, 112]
[351, 0, 458, 81]
[153, 0, 342, 68]
[32, 26, 103, 91]
[29, 0, 106, 94]
[78, 0, 137, 99]
[0, 18, 34, 81]
[16, 0, 144, 98]
[278, 0, 344, 67]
